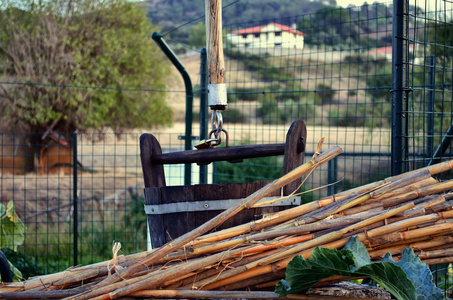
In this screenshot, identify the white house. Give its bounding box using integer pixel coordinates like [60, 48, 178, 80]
[227, 23, 304, 49]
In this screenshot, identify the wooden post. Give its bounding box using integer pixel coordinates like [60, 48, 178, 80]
[283, 119, 307, 195]
[139, 134, 166, 248]
[205, 0, 225, 85]
[206, 0, 227, 111]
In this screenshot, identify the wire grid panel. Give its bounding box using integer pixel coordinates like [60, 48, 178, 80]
[217, 5, 393, 196]
[0, 132, 154, 275]
[405, 0, 453, 171]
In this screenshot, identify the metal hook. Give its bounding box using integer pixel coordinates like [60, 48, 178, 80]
[211, 110, 223, 137]
[208, 128, 229, 147]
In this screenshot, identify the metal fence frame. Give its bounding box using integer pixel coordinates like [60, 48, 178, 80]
[1, 0, 453, 294]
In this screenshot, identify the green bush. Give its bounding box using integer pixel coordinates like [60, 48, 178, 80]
[256, 96, 286, 125]
[343, 54, 366, 64]
[229, 87, 262, 102]
[315, 83, 336, 104]
[213, 144, 315, 203]
[257, 96, 317, 125]
[214, 156, 283, 183]
[328, 103, 391, 128]
[223, 108, 247, 124]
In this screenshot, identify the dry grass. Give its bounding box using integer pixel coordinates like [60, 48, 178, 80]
[0, 171, 142, 224]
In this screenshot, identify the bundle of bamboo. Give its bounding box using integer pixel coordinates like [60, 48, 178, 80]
[2, 145, 453, 299]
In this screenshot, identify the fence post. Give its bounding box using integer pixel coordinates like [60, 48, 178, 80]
[391, 0, 410, 175]
[199, 48, 209, 184]
[152, 32, 194, 186]
[327, 157, 337, 195]
[427, 55, 435, 164]
[72, 131, 78, 266]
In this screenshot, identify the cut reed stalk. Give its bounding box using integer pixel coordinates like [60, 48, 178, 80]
[421, 257, 453, 265]
[322, 159, 453, 202]
[244, 211, 382, 243]
[191, 204, 415, 291]
[64, 248, 242, 300]
[192, 197, 336, 246]
[127, 289, 282, 299]
[254, 203, 415, 267]
[367, 222, 453, 246]
[4, 155, 453, 300]
[65, 146, 342, 300]
[369, 169, 432, 198]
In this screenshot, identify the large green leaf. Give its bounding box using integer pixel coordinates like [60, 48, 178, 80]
[380, 249, 443, 300]
[0, 201, 26, 251]
[275, 237, 442, 300]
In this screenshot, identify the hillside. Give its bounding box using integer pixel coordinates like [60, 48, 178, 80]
[137, 0, 334, 46]
[143, 0, 329, 28]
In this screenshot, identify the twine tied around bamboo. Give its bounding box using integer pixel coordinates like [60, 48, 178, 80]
[107, 242, 123, 276]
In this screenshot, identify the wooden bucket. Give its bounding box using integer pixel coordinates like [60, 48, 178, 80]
[140, 119, 306, 248]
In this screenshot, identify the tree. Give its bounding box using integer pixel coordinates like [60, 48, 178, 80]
[428, 18, 453, 61]
[366, 69, 392, 101]
[0, 0, 173, 134]
[188, 22, 207, 49]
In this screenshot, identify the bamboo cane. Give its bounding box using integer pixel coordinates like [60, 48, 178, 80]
[244, 211, 382, 243]
[10, 249, 155, 292]
[176, 248, 286, 290]
[343, 208, 433, 238]
[370, 169, 432, 198]
[331, 170, 438, 215]
[199, 237, 353, 291]
[65, 248, 245, 300]
[221, 271, 285, 291]
[128, 289, 282, 299]
[190, 203, 415, 290]
[254, 203, 415, 267]
[374, 179, 453, 206]
[192, 197, 336, 246]
[286, 294, 390, 300]
[0, 289, 82, 299]
[368, 234, 453, 252]
[421, 257, 453, 265]
[63, 146, 342, 300]
[341, 192, 444, 217]
[367, 222, 453, 246]
[427, 201, 453, 213]
[191, 193, 366, 255]
[416, 247, 453, 259]
[5, 156, 453, 299]
[321, 159, 453, 202]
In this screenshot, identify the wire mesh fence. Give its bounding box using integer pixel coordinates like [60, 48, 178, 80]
[205, 4, 395, 197]
[0, 0, 453, 295]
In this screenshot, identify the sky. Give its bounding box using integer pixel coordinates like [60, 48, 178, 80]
[336, 0, 447, 12]
[336, 0, 390, 7]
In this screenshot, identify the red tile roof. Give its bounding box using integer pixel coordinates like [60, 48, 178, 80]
[231, 23, 304, 36]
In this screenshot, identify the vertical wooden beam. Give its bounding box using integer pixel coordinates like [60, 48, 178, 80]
[140, 133, 166, 248]
[283, 119, 307, 196]
[205, 0, 225, 84]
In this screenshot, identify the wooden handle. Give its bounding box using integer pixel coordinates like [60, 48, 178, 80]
[206, 0, 225, 84]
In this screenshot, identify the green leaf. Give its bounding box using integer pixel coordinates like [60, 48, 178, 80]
[0, 201, 25, 251]
[381, 249, 443, 300]
[275, 237, 441, 300]
[275, 246, 360, 295]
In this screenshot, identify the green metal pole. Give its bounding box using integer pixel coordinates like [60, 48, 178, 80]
[152, 32, 194, 185]
[391, 0, 410, 175]
[72, 131, 78, 266]
[199, 48, 208, 184]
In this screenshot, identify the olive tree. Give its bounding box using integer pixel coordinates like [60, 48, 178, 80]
[0, 0, 173, 134]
